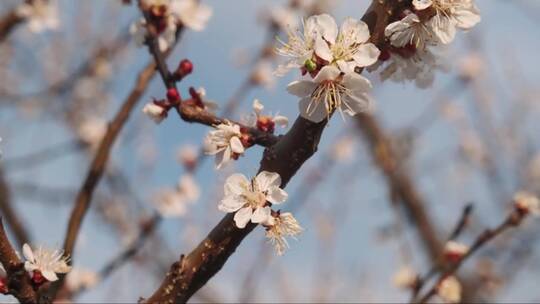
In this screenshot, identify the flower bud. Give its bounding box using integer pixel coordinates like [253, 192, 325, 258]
[166, 88, 180, 102]
[175, 59, 193, 79]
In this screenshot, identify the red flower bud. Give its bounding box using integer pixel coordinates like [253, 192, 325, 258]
[31, 271, 46, 285]
[177, 59, 193, 76]
[0, 278, 8, 294]
[166, 88, 180, 102]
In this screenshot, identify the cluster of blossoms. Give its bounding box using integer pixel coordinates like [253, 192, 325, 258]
[371, 0, 480, 87]
[131, 0, 212, 51]
[276, 14, 380, 122]
[218, 171, 302, 255]
[16, 0, 60, 33]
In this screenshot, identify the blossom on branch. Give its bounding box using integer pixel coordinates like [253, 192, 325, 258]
[142, 101, 168, 124]
[443, 240, 469, 262]
[170, 0, 212, 31]
[287, 65, 372, 122]
[22, 243, 71, 283]
[219, 171, 288, 229]
[513, 191, 540, 216]
[246, 99, 288, 133]
[204, 122, 245, 169]
[263, 212, 303, 256]
[437, 275, 462, 303]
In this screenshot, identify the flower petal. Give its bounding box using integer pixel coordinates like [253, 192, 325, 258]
[287, 80, 317, 98]
[353, 43, 380, 67]
[313, 65, 341, 83]
[266, 187, 288, 204]
[252, 99, 264, 115]
[42, 270, 59, 282]
[255, 171, 282, 192]
[229, 136, 244, 154]
[218, 196, 245, 213]
[343, 73, 372, 93]
[224, 173, 249, 196]
[251, 206, 272, 224]
[299, 96, 327, 123]
[234, 207, 253, 229]
[315, 14, 338, 44]
[22, 243, 34, 262]
[272, 115, 289, 128]
[314, 35, 333, 62]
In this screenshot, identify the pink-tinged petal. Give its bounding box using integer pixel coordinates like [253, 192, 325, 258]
[234, 207, 253, 229]
[255, 171, 282, 192]
[251, 206, 272, 224]
[412, 0, 432, 10]
[298, 97, 327, 123]
[22, 244, 34, 262]
[229, 136, 244, 154]
[266, 187, 288, 204]
[313, 65, 341, 83]
[353, 43, 380, 67]
[287, 80, 317, 98]
[315, 14, 338, 44]
[314, 36, 333, 62]
[224, 173, 249, 196]
[42, 270, 58, 282]
[272, 115, 289, 128]
[342, 92, 372, 116]
[218, 196, 245, 213]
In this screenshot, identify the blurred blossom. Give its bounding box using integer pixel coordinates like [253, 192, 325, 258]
[458, 53, 484, 80]
[66, 268, 100, 291]
[437, 276, 462, 303]
[130, 17, 177, 52]
[440, 103, 465, 122]
[177, 174, 200, 202]
[76, 117, 107, 148]
[153, 188, 188, 217]
[331, 136, 355, 162]
[176, 144, 198, 170]
[443, 241, 469, 262]
[16, 0, 60, 33]
[92, 57, 113, 80]
[142, 102, 167, 124]
[258, 6, 298, 32]
[513, 191, 540, 216]
[250, 61, 275, 89]
[170, 0, 212, 32]
[459, 132, 487, 166]
[392, 265, 418, 289]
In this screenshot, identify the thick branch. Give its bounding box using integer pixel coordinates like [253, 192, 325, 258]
[0, 9, 23, 44]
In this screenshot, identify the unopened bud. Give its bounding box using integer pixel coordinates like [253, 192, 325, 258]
[175, 59, 193, 79]
[166, 88, 180, 103]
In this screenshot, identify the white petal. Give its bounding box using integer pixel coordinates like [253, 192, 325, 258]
[218, 196, 245, 213]
[255, 171, 282, 192]
[342, 93, 372, 116]
[313, 65, 341, 83]
[412, 0, 432, 10]
[42, 270, 58, 282]
[272, 115, 289, 128]
[229, 136, 244, 154]
[353, 43, 380, 67]
[299, 96, 327, 123]
[315, 14, 338, 44]
[314, 35, 333, 62]
[341, 18, 370, 44]
[454, 8, 481, 29]
[266, 187, 288, 204]
[287, 80, 317, 97]
[24, 261, 37, 272]
[224, 173, 249, 196]
[252, 99, 264, 115]
[22, 244, 34, 262]
[215, 148, 230, 169]
[343, 73, 372, 93]
[234, 207, 253, 229]
[251, 206, 272, 224]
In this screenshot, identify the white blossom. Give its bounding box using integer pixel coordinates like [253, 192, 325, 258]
[287, 65, 372, 122]
[204, 122, 245, 169]
[178, 174, 200, 202]
[22, 244, 71, 282]
[428, 0, 481, 44]
[437, 276, 462, 303]
[513, 191, 540, 216]
[379, 49, 445, 88]
[16, 0, 60, 33]
[219, 171, 288, 229]
[142, 102, 167, 124]
[246, 99, 289, 131]
[170, 0, 212, 31]
[385, 14, 435, 50]
[176, 144, 198, 168]
[250, 61, 275, 88]
[392, 265, 418, 289]
[264, 212, 303, 255]
[194, 87, 218, 112]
